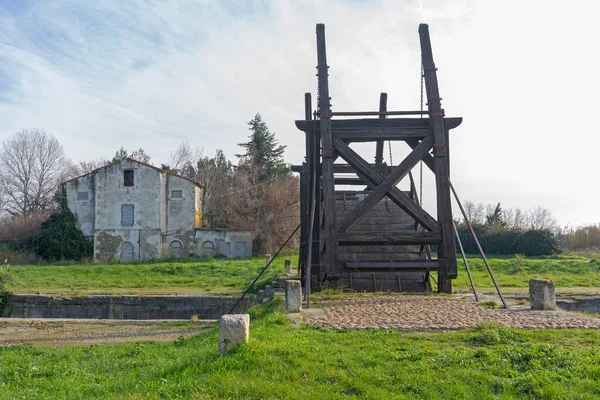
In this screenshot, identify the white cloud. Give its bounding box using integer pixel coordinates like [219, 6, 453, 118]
[0, 0, 598, 225]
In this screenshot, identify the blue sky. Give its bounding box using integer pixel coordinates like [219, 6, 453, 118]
[1, 0, 599, 226]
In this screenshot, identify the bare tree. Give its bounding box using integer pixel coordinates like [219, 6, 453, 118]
[0, 129, 68, 215]
[528, 206, 557, 231]
[194, 149, 234, 228]
[167, 141, 202, 178]
[228, 164, 299, 254]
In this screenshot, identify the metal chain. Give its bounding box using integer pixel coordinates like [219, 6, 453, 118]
[388, 140, 393, 166]
[419, 58, 424, 207]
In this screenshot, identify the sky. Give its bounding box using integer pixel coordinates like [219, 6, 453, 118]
[0, 0, 598, 227]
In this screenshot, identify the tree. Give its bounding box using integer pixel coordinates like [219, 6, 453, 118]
[236, 114, 288, 182]
[111, 147, 151, 163]
[528, 206, 557, 231]
[0, 129, 68, 215]
[196, 149, 234, 228]
[24, 195, 92, 261]
[164, 141, 202, 178]
[485, 203, 505, 227]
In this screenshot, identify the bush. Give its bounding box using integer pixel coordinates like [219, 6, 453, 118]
[456, 225, 560, 256]
[24, 203, 92, 261]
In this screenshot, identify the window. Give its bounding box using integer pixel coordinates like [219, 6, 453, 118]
[202, 241, 214, 249]
[171, 190, 183, 199]
[121, 204, 134, 226]
[77, 191, 89, 200]
[124, 170, 134, 187]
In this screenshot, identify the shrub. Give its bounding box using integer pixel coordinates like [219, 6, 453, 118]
[24, 201, 92, 261]
[456, 225, 560, 256]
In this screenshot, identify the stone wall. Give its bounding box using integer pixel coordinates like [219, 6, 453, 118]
[1, 294, 253, 320]
[194, 229, 253, 258]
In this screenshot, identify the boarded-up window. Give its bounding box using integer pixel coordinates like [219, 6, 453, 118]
[124, 170, 134, 187]
[171, 190, 183, 199]
[121, 242, 134, 262]
[77, 191, 89, 200]
[169, 240, 183, 258]
[121, 204, 134, 226]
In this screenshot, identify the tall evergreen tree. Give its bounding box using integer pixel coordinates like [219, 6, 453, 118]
[236, 114, 288, 182]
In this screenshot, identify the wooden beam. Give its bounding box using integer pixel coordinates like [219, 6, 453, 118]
[375, 93, 387, 166]
[334, 129, 430, 141]
[333, 164, 392, 174]
[332, 137, 439, 232]
[295, 117, 462, 132]
[337, 135, 434, 232]
[316, 24, 338, 275]
[339, 231, 442, 245]
[332, 110, 427, 116]
[420, 23, 457, 292]
[345, 261, 440, 269]
[334, 177, 366, 185]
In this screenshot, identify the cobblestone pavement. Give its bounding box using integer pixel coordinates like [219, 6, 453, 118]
[304, 295, 600, 331]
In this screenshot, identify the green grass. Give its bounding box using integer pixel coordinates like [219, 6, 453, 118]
[453, 253, 600, 294]
[1, 300, 600, 399]
[2, 257, 293, 296]
[3, 252, 600, 296]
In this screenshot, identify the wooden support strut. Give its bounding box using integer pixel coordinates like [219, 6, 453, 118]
[332, 137, 439, 232]
[316, 24, 339, 275]
[337, 135, 434, 233]
[419, 23, 457, 292]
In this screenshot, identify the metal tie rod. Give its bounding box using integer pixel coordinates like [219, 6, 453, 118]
[449, 181, 508, 309]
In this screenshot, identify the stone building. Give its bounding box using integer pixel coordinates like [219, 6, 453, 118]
[63, 158, 252, 261]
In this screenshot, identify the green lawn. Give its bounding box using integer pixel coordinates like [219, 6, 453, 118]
[1, 299, 600, 399]
[453, 253, 600, 295]
[2, 257, 292, 296]
[2, 252, 600, 296]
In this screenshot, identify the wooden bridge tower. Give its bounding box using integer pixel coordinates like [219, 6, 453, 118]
[294, 23, 462, 293]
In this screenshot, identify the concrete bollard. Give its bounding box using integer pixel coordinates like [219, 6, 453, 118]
[284, 259, 292, 274]
[285, 280, 302, 313]
[265, 254, 271, 266]
[529, 278, 556, 310]
[219, 314, 250, 355]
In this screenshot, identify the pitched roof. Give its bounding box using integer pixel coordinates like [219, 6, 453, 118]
[61, 157, 204, 187]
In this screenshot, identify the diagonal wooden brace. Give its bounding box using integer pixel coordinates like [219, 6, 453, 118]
[332, 136, 439, 232]
[337, 136, 434, 232]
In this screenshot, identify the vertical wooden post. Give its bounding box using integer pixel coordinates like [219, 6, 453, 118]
[375, 92, 388, 167]
[299, 93, 312, 283]
[419, 24, 457, 293]
[316, 24, 338, 276]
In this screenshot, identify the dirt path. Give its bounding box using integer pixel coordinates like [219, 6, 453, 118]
[304, 295, 600, 331]
[0, 320, 214, 347]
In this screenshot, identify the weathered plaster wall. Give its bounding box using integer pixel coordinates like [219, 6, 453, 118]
[65, 159, 208, 262]
[194, 230, 253, 258]
[64, 174, 96, 237]
[93, 159, 163, 261]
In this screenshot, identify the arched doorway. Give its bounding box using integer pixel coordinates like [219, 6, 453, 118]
[121, 241, 134, 262]
[169, 240, 183, 258]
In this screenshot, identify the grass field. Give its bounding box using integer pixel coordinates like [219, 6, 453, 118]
[1, 299, 600, 399]
[2, 252, 600, 296]
[2, 257, 291, 296]
[453, 253, 600, 295]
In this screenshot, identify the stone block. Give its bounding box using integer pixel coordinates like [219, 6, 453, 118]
[529, 279, 556, 310]
[265, 254, 271, 266]
[285, 280, 302, 313]
[284, 259, 292, 274]
[219, 314, 250, 355]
